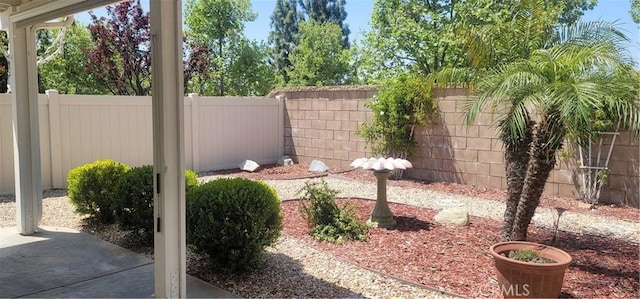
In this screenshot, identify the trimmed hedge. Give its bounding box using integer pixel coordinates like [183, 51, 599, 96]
[67, 159, 130, 224]
[186, 178, 282, 272]
[113, 165, 198, 245]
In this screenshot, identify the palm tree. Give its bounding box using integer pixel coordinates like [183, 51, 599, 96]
[466, 22, 640, 241]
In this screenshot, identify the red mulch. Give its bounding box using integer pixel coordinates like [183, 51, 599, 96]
[204, 163, 639, 298]
[282, 199, 639, 298]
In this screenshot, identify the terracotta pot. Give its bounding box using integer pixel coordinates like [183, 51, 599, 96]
[489, 241, 572, 298]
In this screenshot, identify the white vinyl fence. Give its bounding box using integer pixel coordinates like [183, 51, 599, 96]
[0, 91, 284, 193]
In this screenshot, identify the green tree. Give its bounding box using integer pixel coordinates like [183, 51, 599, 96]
[184, 0, 257, 96]
[465, 21, 640, 241]
[35, 29, 54, 93]
[299, 0, 350, 48]
[631, 0, 640, 23]
[288, 20, 352, 86]
[38, 23, 110, 94]
[269, 0, 301, 84]
[226, 37, 276, 96]
[358, 0, 597, 82]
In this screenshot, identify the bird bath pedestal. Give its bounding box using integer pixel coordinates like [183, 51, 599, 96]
[370, 169, 395, 227]
[350, 157, 413, 228]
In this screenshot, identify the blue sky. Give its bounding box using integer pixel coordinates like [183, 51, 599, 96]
[77, 0, 639, 63]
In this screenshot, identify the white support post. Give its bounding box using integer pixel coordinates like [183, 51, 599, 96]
[150, 1, 186, 298]
[10, 24, 42, 235]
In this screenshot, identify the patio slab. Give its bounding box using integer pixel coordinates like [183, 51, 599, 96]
[0, 226, 239, 298]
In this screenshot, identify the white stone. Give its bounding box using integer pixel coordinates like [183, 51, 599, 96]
[308, 160, 329, 172]
[239, 159, 260, 172]
[277, 155, 294, 166]
[434, 208, 469, 226]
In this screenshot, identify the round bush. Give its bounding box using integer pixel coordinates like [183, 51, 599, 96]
[113, 166, 199, 245]
[67, 159, 130, 224]
[186, 178, 282, 272]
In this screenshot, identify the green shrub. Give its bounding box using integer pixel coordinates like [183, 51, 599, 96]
[298, 180, 369, 244]
[357, 72, 438, 158]
[113, 166, 199, 245]
[186, 178, 282, 272]
[67, 159, 130, 224]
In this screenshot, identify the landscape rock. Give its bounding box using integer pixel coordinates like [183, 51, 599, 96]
[278, 155, 294, 166]
[308, 160, 329, 172]
[239, 159, 260, 172]
[434, 208, 469, 226]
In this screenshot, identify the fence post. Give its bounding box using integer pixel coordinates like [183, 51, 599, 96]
[277, 95, 285, 159]
[46, 89, 63, 188]
[189, 93, 200, 172]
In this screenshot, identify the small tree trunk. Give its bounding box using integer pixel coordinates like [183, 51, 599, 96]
[512, 119, 560, 241]
[500, 122, 533, 241]
[218, 38, 224, 96]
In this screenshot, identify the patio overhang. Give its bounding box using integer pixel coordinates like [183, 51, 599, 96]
[2, 0, 187, 297]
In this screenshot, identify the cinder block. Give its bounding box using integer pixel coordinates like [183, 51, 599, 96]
[318, 130, 334, 140]
[439, 101, 457, 113]
[334, 111, 349, 120]
[489, 163, 506, 177]
[305, 129, 319, 139]
[326, 120, 341, 130]
[312, 100, 327, 111]
[488, 176, 504, 189]
[453, 149, 478, 162]
[468, 138, 492, 151]
[299, 119, 312, 129]
[304, 110, 319, 120]
[461, 173, 477, 185]
[326, 100, 341, 111]
[349, 111, 368, 121]
[478, 151, 503, 164]
[311, 120, 326, 129]
[451, 137, 467, 149]
[341, 100, 358, 111]
[318, 148, 334, 159]
[305, 147, 319, 157]
[334, 131, 349, 141]
[319, 111, 334, 120]
[311, 138, 326, 148]
[342, 120, 358, 131]
[298, 100, 312, 110]
[340, 140, 357, 151]
[333, 150, 349, 160]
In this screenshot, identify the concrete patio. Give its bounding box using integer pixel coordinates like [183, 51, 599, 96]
[0, 226, 239, 298]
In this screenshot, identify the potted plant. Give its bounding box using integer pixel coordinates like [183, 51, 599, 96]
[489, 241, 572, 298]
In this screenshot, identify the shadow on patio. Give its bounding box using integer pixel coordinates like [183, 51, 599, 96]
[0, 226, 237, 298]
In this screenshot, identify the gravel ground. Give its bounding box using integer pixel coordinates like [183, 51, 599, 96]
[1, 174, 638, 298]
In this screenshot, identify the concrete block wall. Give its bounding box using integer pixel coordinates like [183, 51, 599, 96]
[272, 86, 639, 207]
[271, 86, 376, 169]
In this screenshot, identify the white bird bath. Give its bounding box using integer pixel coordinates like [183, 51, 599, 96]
[350, 157, 413, 228]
